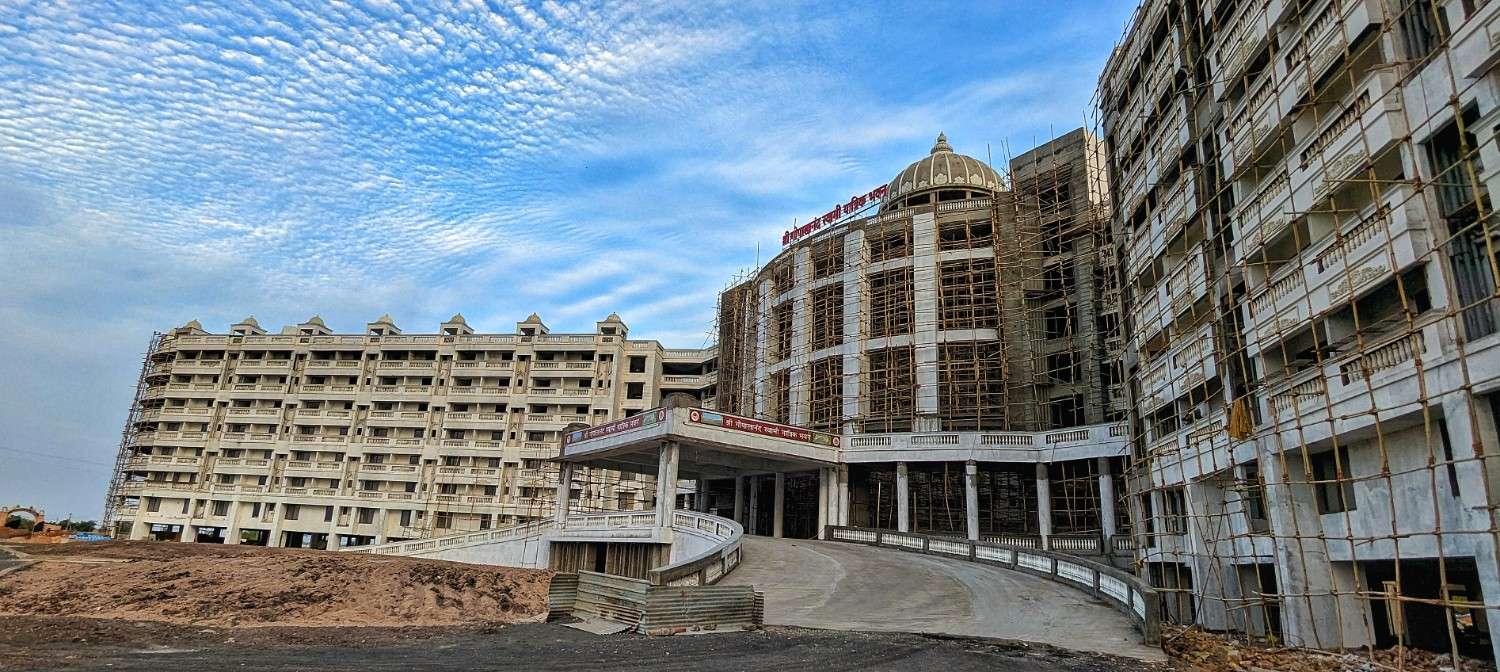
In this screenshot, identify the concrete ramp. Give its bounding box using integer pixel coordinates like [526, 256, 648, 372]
[723, 536, 1162, 661]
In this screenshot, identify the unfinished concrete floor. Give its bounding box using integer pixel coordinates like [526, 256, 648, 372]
[723, 536, 1163, 661]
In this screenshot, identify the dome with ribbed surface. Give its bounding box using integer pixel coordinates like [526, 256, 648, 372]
[880, 133, 1003, 212]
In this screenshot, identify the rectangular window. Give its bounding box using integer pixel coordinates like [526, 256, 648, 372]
[1312, 446, 1357, 514]
[399, 510, 412, 527]
[773, 303, 794, 361]
[1396, 0, 1448, 61]
[284, 504, 300, 521]
[1162, 488, 1187, 535]
[868, 269, 913, 338]
[939, 259, 999, 329]
[811, 284, 844, 351]
[212, 500, 230, 516]
[864, 346, 914, 433]
[811, 237, 843, 279]
[807, 357, 842, 433]
[357, 508, 375, 524]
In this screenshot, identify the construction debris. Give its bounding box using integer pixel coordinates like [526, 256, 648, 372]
[1164, 626, 1497, 672]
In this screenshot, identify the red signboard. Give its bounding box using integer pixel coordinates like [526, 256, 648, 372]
[688, 409, 840, 448]
[563, 408, 666, 446]
[782, 184, 888, 247]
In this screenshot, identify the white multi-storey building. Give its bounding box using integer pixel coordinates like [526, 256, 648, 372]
[104, 312, 715, 549]
[1102, 0, 1500, 658]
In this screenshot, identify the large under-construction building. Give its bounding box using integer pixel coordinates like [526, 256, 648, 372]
[102, 312, 716, 548]
[1102, 0, 1500, 660]
[713, 132, 1132, 544]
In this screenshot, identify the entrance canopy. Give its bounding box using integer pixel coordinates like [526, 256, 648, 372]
[557, 406, 839, 479]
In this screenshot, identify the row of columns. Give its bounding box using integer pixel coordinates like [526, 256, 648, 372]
[558, 448, 1117, 546]
[890, 457, 1117, 543]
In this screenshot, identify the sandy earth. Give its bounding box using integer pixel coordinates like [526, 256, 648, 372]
[0, 541, 551, 628]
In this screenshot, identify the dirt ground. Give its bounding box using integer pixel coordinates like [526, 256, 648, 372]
[0, 541, 551, 628]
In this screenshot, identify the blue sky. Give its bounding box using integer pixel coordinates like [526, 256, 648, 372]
[0, 0, 1138, 519]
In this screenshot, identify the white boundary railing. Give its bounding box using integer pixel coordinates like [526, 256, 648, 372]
[650, 511, 744, 586]
[826, 525, 1161, 644]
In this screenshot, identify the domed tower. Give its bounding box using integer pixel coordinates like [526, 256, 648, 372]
[881, 133, 1005, 213]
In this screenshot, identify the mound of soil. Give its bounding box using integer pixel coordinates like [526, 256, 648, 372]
[0, 541, 551, 627]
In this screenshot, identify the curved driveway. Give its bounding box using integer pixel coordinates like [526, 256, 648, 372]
[723, 536, 1162, 661]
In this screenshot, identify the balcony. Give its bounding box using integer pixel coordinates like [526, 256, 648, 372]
[1248, 184, 1430, 353]
[1262, 320, 1443, 432]
[173, 359, 224, 373]
[1139, 322, 1219, 412]
[166, 382, 220, 393]
[305, 359, 362, 370]
[370, 385, 434, 397]
[1166, 244, 1210, 317]
[375, 360, 438, 372]
[229, 383, 287, 394]
[452, 360, 513, 372]
[1147, 412, 1231, 486]
[236, 358, 292, 373]
[298, 384, 358, 395]
[1211, 0, 1273, 90]
[158, 406, 214, 422]
[525, 387, 593, 399]
[226, 407, 282, 419]
[1131, 282, 1168, 346]
[1232, 169, 1293, 263]
[366, 410, 430, 427]
[1288, 70, 1406, 210]
[289, 434, 349, 445]
[1289, 0, 1383, 100]
[285, 460, 344, 476]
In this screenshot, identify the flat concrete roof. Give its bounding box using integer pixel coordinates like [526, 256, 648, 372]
[558, 407, 840, 478]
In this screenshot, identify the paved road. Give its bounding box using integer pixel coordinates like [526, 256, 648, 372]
[1, 618, 1158, 671]
[723, 536, 1163, 661]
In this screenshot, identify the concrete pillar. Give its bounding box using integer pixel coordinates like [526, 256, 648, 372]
[128, 504, 150, 540]
[223, 499, 242, 545]
[773, 472, 786, 538]
[554, 461, 575, 525]
[1098, 457, 1117, 542]
[266, 504, 286, 548]
[179, 501, 197, 542]
[1261, 445, 1372, 649]
[964, 461, 979, 542]
[697, 479, 712, 513]
[733, 476, 746, 526]
[1036, 463, 1052, 548]
[837, 465, 851, 526]
[911, 211, 940, 423]
[375, 508, 390, 544]
[896, 462, 911, 533]
[748, 475, 760, 535]
[817, 468, 830, 538]
[655, 443, 680, 528]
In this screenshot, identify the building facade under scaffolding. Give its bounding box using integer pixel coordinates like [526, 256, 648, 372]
[1101, 0, 1500, 659]
[712, 132, 1133, 549]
